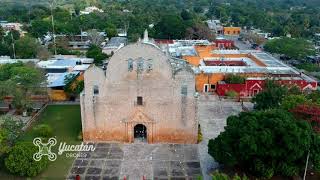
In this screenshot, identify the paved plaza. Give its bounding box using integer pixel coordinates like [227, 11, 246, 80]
[67, 143, 201, 180]
[197, 95, 243, 179]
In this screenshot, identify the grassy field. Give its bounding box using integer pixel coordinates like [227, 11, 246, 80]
[0, 105, 82, 179]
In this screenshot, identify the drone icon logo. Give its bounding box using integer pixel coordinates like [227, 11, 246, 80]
[33, 137, 57, 161]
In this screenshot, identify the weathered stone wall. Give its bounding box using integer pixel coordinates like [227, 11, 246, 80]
[80, 43, 198, 144]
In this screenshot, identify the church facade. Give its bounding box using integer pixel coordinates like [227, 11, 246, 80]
[80, 42, 198, 144]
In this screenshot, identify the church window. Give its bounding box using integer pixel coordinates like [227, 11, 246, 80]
[128, 59, 133, 72]
[93, 85, 99, 95]
[137, 58, 144, 72]
[181, 85, 188, 96]
[147, 59, 153, 72]
[137, 96, 143, 105]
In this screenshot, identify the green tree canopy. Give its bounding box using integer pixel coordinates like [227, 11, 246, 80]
[0, 26, 5, 40]
[264, 37, 315, 60]
[307, 90, 320, 105]
[64, 74, 84, 96]
[154, 14, 186, 39]
[281, 94, 310, 111]
[86, 45, 108, 65]
[208, 109, 320, 178]
[0, 43, 10, 56]
[224, 74, 246, 84]
[0, 63, 45, 111]
[0, 115, 23, 154]
[105, 22, 118, 38]
[29, 19, 51, 38]
[15, 36, 40, 59]
[5, 142, 49, 177]
[252, 80, 288, 110]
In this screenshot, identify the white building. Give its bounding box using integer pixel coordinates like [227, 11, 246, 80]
[80, 6, 104, 15]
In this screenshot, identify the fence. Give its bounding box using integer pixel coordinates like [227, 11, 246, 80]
[22, 103, 48, 131]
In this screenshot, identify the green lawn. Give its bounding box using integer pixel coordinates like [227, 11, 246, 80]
[0, 105, 82, 180]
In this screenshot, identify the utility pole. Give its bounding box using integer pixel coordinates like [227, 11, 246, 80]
[11, 31, 16, 59]
[50, 0, 57, 55]
[303, 151, 310, 180]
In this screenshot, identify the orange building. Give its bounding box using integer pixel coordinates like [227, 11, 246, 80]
[223, 27, 241, 36]
[182, 45, 216, 66]
[180, 45, 313, 93]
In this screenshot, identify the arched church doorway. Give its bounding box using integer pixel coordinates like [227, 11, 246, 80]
[134, 124, 147, 143]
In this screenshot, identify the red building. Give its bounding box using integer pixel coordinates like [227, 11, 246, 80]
[204, 60, 246, 66]
[214, 39, 235, 49]
[216, 78, 317, 97]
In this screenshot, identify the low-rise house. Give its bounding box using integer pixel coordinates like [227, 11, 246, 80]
[102, 37, 128, 55]
[37, 56, 93, 101]
[47, 71, 81, 101]
[0, 56, 40, 64]
[223, 27, 241, 36]
[0, 22, 27, 36]
[206, 19, 223, 34]
[55, 32, 107, 51]
[80, 6, 104, 15]
[214, 39, 235, 49]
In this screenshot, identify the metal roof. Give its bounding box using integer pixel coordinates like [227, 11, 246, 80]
[105, 37, 128, 48]
[73, 64, 91, 71]
[251, 53, 287, 68]
[47, 71, 80, 88]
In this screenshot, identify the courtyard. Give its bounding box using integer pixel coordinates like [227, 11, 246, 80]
[197, 95, 243, 179]
[67, 143, 201, 180]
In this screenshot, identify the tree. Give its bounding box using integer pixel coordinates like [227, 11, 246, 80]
[193, 6, 204, 13]
[0, 63, 45, 113]
[15, 36, 40, 59]
[30, 19, 50, 38]
[252, 80, 288, 110]
[105, 23, 118, 38]
[181, 10, 192, 21]
[185, 23, 215, 41]
[281, 94, 310, 111]
[210, 171, 248, 180]
[5, 142, 49, 177]
[0, 26, 5, 41]
[208, 109, 320, 178]
[0, 116, 23, 154]
[225, 90, 239, 98]
[154, 14, 186, 39]
[0, 43, 10, 56]
[33, 124, 53, 138]
[225, 74, 246, 84]
[37, 46, 51, 60]
[9, 30, 20, 41]
[64, 73, 84, 98]
[87, 29, 104, 46]
[53, 36, 72, 55]
[86, 45, 107, 65]
[307, 90, 320, 105]
[264, 37, 315, 60]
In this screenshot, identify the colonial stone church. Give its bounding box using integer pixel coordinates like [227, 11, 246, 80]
[80, 40, 198, 143]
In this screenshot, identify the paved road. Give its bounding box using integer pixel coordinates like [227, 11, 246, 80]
[224, 35, 252, 50]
